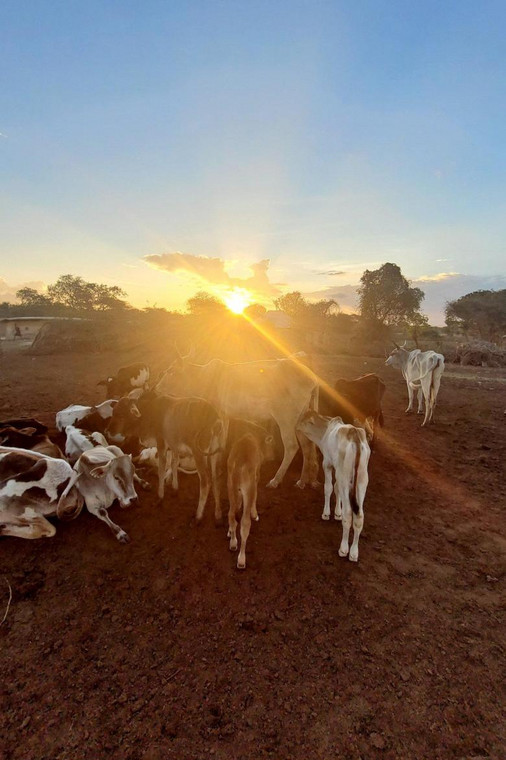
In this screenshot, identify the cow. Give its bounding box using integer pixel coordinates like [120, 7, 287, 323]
[226, 421, 274, 570]
[297, 412, 371, 562]
[0, 418, 48, 434]
[105, 393, 225, 523]
[64, 424, 151, 492]
[0, 425, 65, 459]
[0, 447, 83, 539]
[98, 363, 150, 398]
[156, 350, 319, 489]
[56, 400, 118, 432]
[385, 345, 444, 426]
[318, 373, 385, 444]
[0, 445, 138, 542]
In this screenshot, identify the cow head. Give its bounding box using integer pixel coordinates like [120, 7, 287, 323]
[296, 410, 332, 444]
[80, 447, 138, 508]
[385, 345, 408, 367]
[105, 399, 141, 443]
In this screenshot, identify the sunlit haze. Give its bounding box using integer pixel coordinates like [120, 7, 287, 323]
[1, 2, 506, 324]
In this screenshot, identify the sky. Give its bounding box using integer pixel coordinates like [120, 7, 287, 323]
[1, 0, 506, 324]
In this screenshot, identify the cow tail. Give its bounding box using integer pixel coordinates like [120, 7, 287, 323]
[196, 419, 224, 457]
[348, 428, 361, 516]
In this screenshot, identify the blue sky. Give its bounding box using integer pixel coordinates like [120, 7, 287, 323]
[1, 0, 505, 323]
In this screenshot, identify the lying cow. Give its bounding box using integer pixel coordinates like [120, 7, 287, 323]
[56, 400, 118, 432]
[106, 393, 225, 523]
[65, 424, 150, 491]
[98, 362, 150, 398]
[0, 445, 138, 542]
[318, 373, 385, 444]
[0, 425, 65, 459]
[385, 345, 444, 426]
[297, 412, 371, 562]
[227, 421, 274, 570]
[0, 447, 83, 539]
[0, 417, 48, 434]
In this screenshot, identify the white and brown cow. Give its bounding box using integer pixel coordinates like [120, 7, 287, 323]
[297, 412, 371, 562]
[0, 445, 137, 542]
[0, 425, 65, 459]
[56, 400, 118, 432]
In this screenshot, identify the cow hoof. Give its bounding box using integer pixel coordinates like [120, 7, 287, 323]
[117, 532, 130, 544]
[266, 478, 279, 489]
[349, 554, 359, 562]
[253, 515, 259, 522]
[338, 548, 349, 558]
[140, 481, 152, 492]
[236, 562, 246, 570]
[334, 514, 342, 521]
[229, 542, 238, 552]
[295, 479, 305, 490]
[310, 480, 320, 489]
[321, 514, 330, 521]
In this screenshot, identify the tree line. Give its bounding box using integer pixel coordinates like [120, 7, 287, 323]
[2, 267, 505, 343]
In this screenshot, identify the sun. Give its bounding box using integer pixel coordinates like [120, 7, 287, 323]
[223, 288, 252, 314]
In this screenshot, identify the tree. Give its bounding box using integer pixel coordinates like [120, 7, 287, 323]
[47, 274, 128, 311]
[186, 291, 227, 317]
[273, 292, 338, 322]
[16, 287, 54, 310]
[243, 303, 267, 321]
[445, 289, 506, 342]
[358, 263, 425, 326]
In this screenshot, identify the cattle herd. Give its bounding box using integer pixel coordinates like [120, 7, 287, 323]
[0, 345, 445, 568]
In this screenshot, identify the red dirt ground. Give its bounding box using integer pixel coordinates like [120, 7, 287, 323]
[1, 342, 505, 760]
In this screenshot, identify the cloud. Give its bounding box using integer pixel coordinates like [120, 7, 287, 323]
[415, 272, 459, 283]
[0, 278, 46, 303]
[316, 269, 346, 276]
[144, 252, 283, 298]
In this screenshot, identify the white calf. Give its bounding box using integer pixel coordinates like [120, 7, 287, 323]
[297, 412, 371, 562]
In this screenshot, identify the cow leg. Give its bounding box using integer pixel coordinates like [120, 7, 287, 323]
[266, 427, 299, 489]
[333, 478, 342, 520]
[194, 452, 211, 523]
[417, 386, 424, 414]
[296, 431, 319, 489]
[170, 451, 180, 491]
[237, 483, 255, 570]
[349, 509, 364, 562]
[338, 496, 352, 559]
[227, 476, 240, 552]
[420, 376, 433, 426]
[85, 505, 130, 543]
[133, 472, 151, 491]
[157, 443, 168, 500]
[322, 463, 333, 520]
[210, 452, 222, 525]
[0, 511, 56, 539]
[405, 380, 414, 412]
[430, 371, 442, 423]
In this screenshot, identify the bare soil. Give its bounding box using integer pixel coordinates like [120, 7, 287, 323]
[1, 341, 505, 760]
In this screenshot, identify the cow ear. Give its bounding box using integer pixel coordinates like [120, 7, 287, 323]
[19, 426, 37, 435]
[90, 464, 109, 479]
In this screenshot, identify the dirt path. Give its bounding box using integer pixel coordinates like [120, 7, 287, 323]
[1, 346, 505, 759]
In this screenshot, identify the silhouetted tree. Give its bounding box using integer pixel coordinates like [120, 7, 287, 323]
[186, 291, 227, 317]
[358, 263, 424, 326]
[445, 289, 506, 341]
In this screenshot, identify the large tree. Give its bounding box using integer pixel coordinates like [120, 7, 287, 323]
[186, 291, 227, 317]
[445, 289, 506, 341]
[274, 291, 338, 322]
[358, 263, 425, 326]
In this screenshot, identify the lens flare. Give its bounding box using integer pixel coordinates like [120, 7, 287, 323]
[224, 288, 252, 314]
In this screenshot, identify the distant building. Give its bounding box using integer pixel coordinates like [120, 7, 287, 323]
[0, 316, 85, 341]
